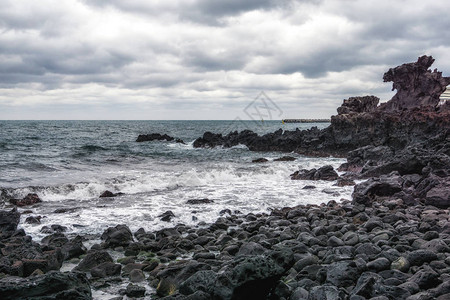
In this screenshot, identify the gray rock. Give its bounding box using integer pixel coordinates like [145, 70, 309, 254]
[409, 267, 441, 289]
[326, 260, 360, 287]
[90, 262, 121, 278]
[391, 257, 410, 272]
[343, 232, 359, 246]
[0, 271, 91, 300]
[74, 250, 113, 272]
[308, 285, 344, 300]
[129, 269, 145, 282]
[236, 242, 266, 256]
[407, 250, 438, 266]
[367, 257, 390, 272]
[125, 283, 146, 298]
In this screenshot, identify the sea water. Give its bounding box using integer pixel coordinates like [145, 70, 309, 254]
[0, 120, 351, 241]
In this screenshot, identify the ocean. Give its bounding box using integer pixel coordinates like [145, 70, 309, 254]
[0, 120, 351, 242]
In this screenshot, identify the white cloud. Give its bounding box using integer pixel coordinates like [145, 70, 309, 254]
[0, 0, 448, 119]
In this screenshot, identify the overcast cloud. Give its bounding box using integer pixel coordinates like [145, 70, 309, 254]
[0, 0, 449, 119]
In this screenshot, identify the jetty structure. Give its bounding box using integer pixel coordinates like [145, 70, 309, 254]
[282, 118, 330, 123]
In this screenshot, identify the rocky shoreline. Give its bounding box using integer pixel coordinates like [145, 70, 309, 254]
[1, 55, 449, 299]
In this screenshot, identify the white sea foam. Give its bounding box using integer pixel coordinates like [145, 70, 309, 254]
[18, 156, 353, 241]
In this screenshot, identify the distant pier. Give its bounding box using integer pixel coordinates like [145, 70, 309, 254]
[282, 119, 330, 123]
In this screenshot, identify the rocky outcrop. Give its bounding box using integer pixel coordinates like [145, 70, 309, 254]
[380, 55, 450, 111]
[0, 271, 91, 300]
[193, 55, 450, 160]
[136, 133, 184, 144]
[291, 165, 340, 181]
[9, 193, 42, 207]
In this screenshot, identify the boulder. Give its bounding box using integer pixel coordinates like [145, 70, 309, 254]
[136, 133, 175, 142]
[0, 208, 20, 239]
[291, 165, 340, 181]
[9, 194, 42, 207]
[74, 250, 113, 272]
[101, 224, 133, 248]
[0, 271, 91, 300]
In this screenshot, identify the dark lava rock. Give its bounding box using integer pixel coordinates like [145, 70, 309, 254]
[326, 260, 360, 287]
[99, 190, 121, 198]
[409, 266, 441, 289]
[425, 181, 450, 208]
[274, 156, 296, 161]
[252, 158, 268, 163]
[407, 250, 438, 266]
[0, 271, 91, 300]
[291, 165, 340, 181]
[179, 270, 217, 296]
[91, 262, 122, 278]
[380, 55, 450, 111]
[74, 250, 113, 272]
[337, 95, 379, 115]
[334, 178, 356, 187]
[308, 285, 345, 300]
[302, 185, 316, 189]
[61, 235, 87, 260]
[212, 250, 294, 299]
[0, 208, 20, 239]
[9, 193, 42, 207]
[125, 283, 146, 298]
[186, 198, 214, 205]
[352, 173, 403, 205]
[25, 216, 41, 224]
[159, 211, 176, 222]
[351, 272, 410, 299]
[101, 224, 134, 248]
[136, 133, 175, 142]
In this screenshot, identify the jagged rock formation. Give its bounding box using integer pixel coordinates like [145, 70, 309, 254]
[194, 55, 450, 156]
[380, 55, 450, 111]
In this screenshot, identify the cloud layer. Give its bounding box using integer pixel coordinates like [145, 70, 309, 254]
[1, 0, 449, 119]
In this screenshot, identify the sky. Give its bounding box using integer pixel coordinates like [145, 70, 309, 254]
[0, 0, 449, 120]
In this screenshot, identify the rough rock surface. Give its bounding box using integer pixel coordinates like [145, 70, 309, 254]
[0, 271, 91, 300]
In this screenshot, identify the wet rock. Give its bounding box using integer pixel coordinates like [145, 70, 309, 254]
[125, 283, 146, 298]
[9, 193, 42, 207]
[334, 178, 356, 187]
[101, 224, 133, 248]
[74, 250, 113, 272]
[0, 208, 20, 239]
[99, 190, 121, 198]
[0, 271, 91, 300]
[326, 260, 360, 287]
[136, 133, 175, 142]
[25, 216, 41, 225]
[252, 158, 268, 163]
[159, 211, 176, 222]
[274, 156, 296, 161]
[129, 269, 145, 282]
[91, 262, 122, 278]
[61, 235, 87, 260]
[186, 198, 214, 205]
[210, 250, 294, 299]
[291, 165, 340, 181]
